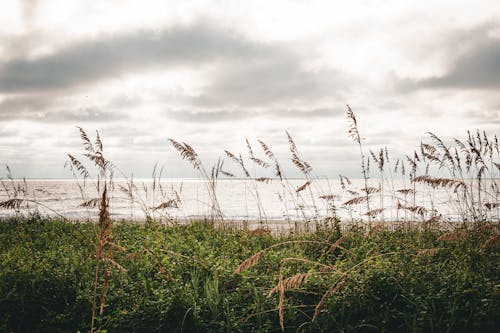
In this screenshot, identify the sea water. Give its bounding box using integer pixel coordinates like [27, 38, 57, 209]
[2, 178, 497, 225]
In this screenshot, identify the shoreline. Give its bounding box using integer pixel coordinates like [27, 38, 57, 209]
[2, 213, 496, 234]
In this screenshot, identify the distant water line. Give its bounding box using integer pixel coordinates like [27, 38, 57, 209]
[1, 178, 497, 225]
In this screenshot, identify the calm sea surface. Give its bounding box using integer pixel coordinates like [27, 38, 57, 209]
[2, 178, 496, 225]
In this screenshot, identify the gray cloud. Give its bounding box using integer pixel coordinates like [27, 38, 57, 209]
[42, 107, 124, 123]
[278, 108, 339, 118]
[0, 103, 123, 122]
[0, 95, 50, 112]
[0, 22, 348, 109]
[191, 58, 347, 107]
[420, 38, 500, 89]
[0, 31, 47, 61]
[395, 24, 500, 91]
[0, 94, 129, 123]
[167, 107, 340, 122]
[0, 23, 276, 93]
[168, 109, 253, 122]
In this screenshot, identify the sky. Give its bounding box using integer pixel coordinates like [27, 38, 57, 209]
[0, 0, 499, 179]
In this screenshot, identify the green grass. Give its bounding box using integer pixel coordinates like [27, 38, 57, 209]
[0, 214, 498, 332]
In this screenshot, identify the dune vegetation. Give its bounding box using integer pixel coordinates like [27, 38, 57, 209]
[0, 215, 498, 332]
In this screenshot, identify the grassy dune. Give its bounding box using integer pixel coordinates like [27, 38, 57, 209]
[0, 215, 498, 332]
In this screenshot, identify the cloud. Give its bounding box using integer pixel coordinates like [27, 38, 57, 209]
[191, 58, 348, 107]
[395, 24, 500, 91]
[1, 3, 499, 179]
[22, 0, 39, 26]
[0, 21, 349, 110]
[166, 107, 340, 122]
[0, 128, 16, 137]
[0, 96, 123, 122]
[274, 107, 340, 118]
[465, 108, 500, 124]
[420, 38, 500, 89]
[43, 107, 124, 122]
[0, 95, 50, 112]
[0, 23, 278, 93]
[167, 109, 253, 122]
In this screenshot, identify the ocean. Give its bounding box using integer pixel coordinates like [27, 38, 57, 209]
[2, 178, 495, 226]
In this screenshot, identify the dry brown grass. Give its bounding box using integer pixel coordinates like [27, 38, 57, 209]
[416, 248, 440, 257]
[481, 234, 500, 249]
[296, 180, 311, 193]
[438, 229, 467, 241]
[234, 239, 347, 274]
[234, 251, 263, 274]
[66, 128, 128, 333]
[268, 273, 312, 296]
[313, 281, 345, 321]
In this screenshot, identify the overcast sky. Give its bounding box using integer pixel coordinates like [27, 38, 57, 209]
[0, 0, 499, 178]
